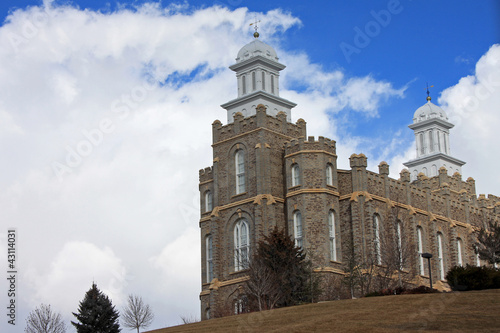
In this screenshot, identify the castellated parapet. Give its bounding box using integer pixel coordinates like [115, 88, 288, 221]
[199, 166, 213, 183]
[212, 105, 306, 144]
[284, 135, 336, 156]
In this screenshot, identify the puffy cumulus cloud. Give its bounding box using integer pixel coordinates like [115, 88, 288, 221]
[24, 241, 127, 318]
[439, 44, 500, 195]
[149, 227, 200, 322]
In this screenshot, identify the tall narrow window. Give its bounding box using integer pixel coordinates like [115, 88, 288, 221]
[252, 72, 256, 91]
[443, 134, 448, 154]
[437, 131, 442, 152]
[326, 164, 333, 186]
[271, 75, 275, 94]
[234, 219, 249, 271]
[234, 296, 248, 314]
[261, 71, 265, 91]
[373, 214, 381, 265]
[417, 227, 424, 275]
[294, 211, 302, 248]
[457, 238, 463, 266]
[206, 235, 213, 282]
[476, 251, 481, 266]
[396, 221, 403, 270]
[241, 75, 246, 95]
[205, 191, 213, 212]
[437, 233, 445, 280]
[428, 131, 434, 152]
[291, 164, 300, 187]
[235, 150, 245, 194]
[329, 211, 336, 261]
[419, 133, 425, 155]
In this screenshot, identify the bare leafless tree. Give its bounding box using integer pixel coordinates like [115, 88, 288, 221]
[25, 304, 66, 333]
[180, 314, 199, 324]
[121, 295, 154, 333]
[246, 254, 284, 311]
[377, 203, 417, 290]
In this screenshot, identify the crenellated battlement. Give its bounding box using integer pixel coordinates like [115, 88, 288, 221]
[199, 166, 213, 183]
[407, 166, 477, 197]
[212, 105, 306, 144]
[284, 135, 336, 156]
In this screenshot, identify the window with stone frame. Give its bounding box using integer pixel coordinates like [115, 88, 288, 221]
[234, 219, 249, 271]
[205, 190, 213, 212]
[235, 149, 246, 194]
[396, 220, 403, 270]
[329, 210, 337, 261]
[234, 295, 248, 314]
[437, 232, 445, 280]
[206, 235, 213, 282]
[417, 226, 425, 275]
[373, 214, 381, 265]
[294, 211, 303, 249]
[326, 164, 333, 186]
[291, 164, 300, 187]
[457, 238, 464, 266]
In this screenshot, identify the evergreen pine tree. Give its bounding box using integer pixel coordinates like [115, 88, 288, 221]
[72, 283, 121, 333]
[247, 227, 317, 309]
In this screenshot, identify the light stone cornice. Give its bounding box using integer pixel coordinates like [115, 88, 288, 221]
[284, 150, 337, 159]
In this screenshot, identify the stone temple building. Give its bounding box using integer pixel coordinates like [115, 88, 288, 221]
[198, 34, 500, 319]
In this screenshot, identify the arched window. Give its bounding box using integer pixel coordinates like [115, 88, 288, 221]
[235, 150, 245, 194]
[396, 221, 403, 270]
[261, 71, 266, 91]
[291, 164, 300, 187]
[241, 75, 246, 95]
[326, 164, 333, 186]
[205, 308, 211, 320]
[373, 214, 381, 265]
[234, 296, 248, 314]
[437, 233, 445, 280]
[205, 191, 213, 212]
[431, 164, 437, 177]
[294, 211, 303, 248]
[234, 219, 249, 271]
[206, 235, 213, 282]
[457, 238, 463, 266]
[329, 211, 336, 261]
[417, 227, 424, 275]
[252, 72, 256, 91]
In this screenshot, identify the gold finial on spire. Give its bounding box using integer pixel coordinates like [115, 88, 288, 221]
[250, 17, 261, 38]
[426, 83, 434, 101]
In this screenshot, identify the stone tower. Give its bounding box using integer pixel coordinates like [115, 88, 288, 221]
[403, 96, 465, 180]
[199, 34, 339, 319]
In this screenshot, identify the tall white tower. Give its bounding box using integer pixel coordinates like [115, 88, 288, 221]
[221, 32, 296, 123]
[403, 95, 465, 181]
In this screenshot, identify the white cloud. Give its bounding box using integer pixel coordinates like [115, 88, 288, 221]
[24, 241, 127, 325]
[439, 44, 500, 195]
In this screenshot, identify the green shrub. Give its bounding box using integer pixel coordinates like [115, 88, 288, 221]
[446, 265, 500, 291]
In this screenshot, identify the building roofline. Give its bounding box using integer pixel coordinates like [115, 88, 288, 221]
[403, 152, 466, 167]
[220, 90, 297, 110]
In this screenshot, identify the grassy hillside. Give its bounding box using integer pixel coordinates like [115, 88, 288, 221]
[147, 289, 500, 332]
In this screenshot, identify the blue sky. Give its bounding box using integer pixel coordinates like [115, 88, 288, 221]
[0, 0, 499, 332]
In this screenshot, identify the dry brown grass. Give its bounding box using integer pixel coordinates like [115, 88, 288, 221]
[146, 289, 500, 333]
